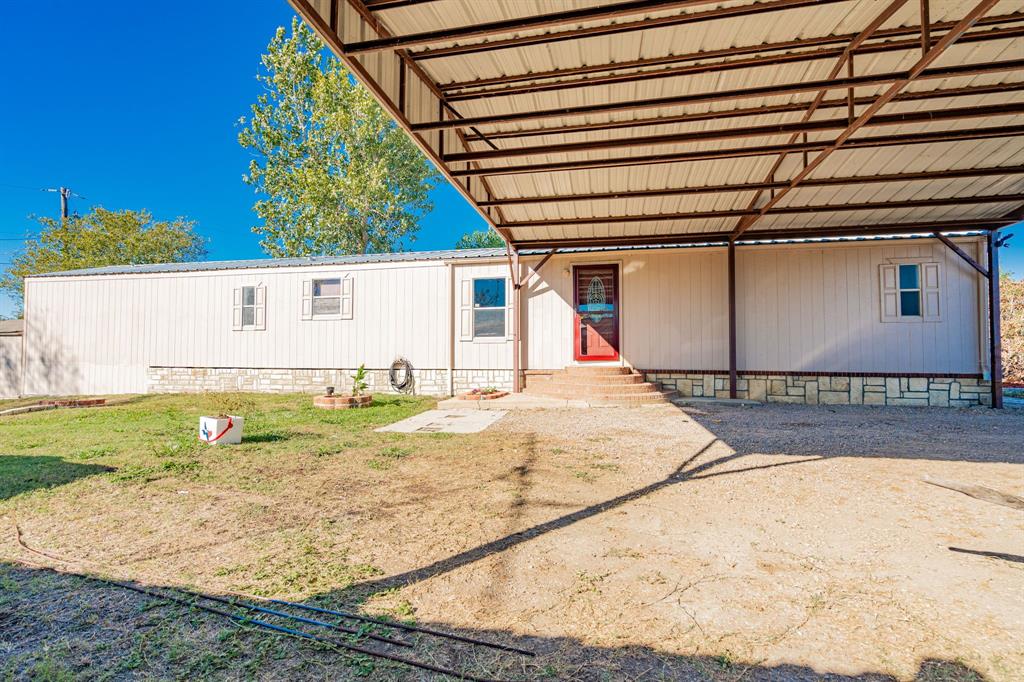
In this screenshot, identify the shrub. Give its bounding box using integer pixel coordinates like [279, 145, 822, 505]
[1003, 273, 1023, 384]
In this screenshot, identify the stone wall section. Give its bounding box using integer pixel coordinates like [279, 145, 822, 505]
[148, 366, 449, 396]
[644, 372, 991, 407]
[147, 366, 517, 396]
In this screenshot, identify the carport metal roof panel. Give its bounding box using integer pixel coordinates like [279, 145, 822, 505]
[289, 0, 1024, 249]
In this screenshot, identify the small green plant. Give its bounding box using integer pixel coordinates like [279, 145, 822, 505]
[351, 364, 369, 397]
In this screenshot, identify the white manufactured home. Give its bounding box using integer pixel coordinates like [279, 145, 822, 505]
[15, 234, 997, 406]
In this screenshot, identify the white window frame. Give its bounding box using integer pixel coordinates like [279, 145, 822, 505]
[232, 285, 266, 331]
[301, 276, 354, 321]
[470, 276, 509, 341]
[880, 260, 941, 323]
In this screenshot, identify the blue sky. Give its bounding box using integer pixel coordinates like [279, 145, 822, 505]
[1, 2, 1020, 318]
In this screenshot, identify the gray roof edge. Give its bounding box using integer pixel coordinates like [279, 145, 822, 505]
[25, 232, 985, 279]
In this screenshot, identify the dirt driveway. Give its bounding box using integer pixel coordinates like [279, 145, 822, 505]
[2, 397, 1022, 680]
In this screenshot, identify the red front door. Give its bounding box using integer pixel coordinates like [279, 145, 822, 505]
[573, 264, 620, 361]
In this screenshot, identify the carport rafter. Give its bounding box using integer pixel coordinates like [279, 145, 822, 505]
[342, 0, 727, 54]
[499, 193, 1024, 230]
[437, 11, 1024, 90]
[460, 81, 1024, 143]
[477, 165, 1024, 207]
[410, 58, 1024, 132]
[731, 0, 1003, 240]
[508, 218, 1010, 250]
[449, 124, 1024, 177]
[443, 102, 1024, 163]
[442, 23, 1024, 103]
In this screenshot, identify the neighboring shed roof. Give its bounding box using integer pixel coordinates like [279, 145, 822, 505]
[288, 0, 1024, 250]
[0, 320, 23, 336]
[27, 232, 979, 278]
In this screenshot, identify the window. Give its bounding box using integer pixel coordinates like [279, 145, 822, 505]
[301, 276, 354, 320]
[473, 278, 506, 338]
[312, 279, 342, 316]
[898, 264, 921, 317]
[880, 262, 940, 322]
[232, 285, 265, 331]
[241, 286, 257, 326]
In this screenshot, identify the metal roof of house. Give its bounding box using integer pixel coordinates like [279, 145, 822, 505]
[288, 0, 1024, 250]
[28, 232, 980, 278]
[0, 319, 23, 336]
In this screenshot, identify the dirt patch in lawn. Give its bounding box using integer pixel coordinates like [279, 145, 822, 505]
[1, 395, 1021, 680]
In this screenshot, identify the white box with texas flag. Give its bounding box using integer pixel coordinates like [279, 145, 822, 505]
[199, 415, 244, 445]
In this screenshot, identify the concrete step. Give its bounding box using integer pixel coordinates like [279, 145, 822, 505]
[587, 390, 679, 405]
[564, 365, 633, 376]
[529, 381, 661, 396]
[543, 373, 645, 386]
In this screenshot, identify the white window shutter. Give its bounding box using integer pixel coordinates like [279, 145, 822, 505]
[301, 280, 313, 320]
[459, 279, 473, 340]
[232, 287, 243, 330]
[879, 264, 899, 322]
[922, 262, 942, 321]
[340, 276, 354, 320]
[505, 278, 514, 340]
[254, 285, 267, 330]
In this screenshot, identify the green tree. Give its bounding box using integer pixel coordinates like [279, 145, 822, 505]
[455, 229, 505, 249]
[0, 208, 206, 308]
[238, 19, 438, 257]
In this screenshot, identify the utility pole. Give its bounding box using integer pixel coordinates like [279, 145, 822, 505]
[43, 186, 82, 221]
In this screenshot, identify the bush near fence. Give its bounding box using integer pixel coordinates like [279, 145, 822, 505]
[1003, 273, 1023, 385]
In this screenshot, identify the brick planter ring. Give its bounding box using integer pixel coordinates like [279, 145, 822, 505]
[313, 395, 373, 409]
[457, 391, 509, 401]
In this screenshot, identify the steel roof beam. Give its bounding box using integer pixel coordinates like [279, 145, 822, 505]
[342, 0, 725, 54]
[499, 194, 1024, 229]
[410, 58, 1024, 132]
[437, 12, 1023, 86]
[444, 24, 1024, 102]
[450, 124, 1024, 178]
[444, 102, 1024, 163]
[460, 81, 1024, 143]
[477, 165, 1024, 206]
[510, 219, 1009, 250]
[732, 0, 1003, 239]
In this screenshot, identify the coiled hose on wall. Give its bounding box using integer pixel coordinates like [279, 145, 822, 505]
[389, 357, 414, 393]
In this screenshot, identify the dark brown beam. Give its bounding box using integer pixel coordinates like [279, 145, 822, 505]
[510, 218, 1009, 250]
[921, 0, 932, 55]
[727, 240, 738, 399]
[501, 194, 1024, 229]
[342, 0, 723, 54]
[462, 81, 1024, 143]
[363, 0, 438, 10]
[436, 11, 1023, 84]
[987, 231, 1003, 408]
[450, 124, 1024, 178]
[732, 0, 1001, 239]
[478, 165, 1024, 207]
[444, 102, 1023, 163]
[411, 58, 1024, 132]
[934, 232, 989, 277]
[443, 23, 1024, 103]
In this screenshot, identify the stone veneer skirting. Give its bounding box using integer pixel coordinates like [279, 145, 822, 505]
[147, 366, 513, 396]
[643, 371, 991, 407]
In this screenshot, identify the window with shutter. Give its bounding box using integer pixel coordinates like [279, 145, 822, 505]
[232, 288, 243, 330]
[880, 262, 941, 322]
[234, 285, 266, 331]
[459, 279, 473, 340]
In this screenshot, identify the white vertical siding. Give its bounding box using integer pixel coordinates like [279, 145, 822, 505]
[24, 261, 450, 395]
[21, 238, 986, 396]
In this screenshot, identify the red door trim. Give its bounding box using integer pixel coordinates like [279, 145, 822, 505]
[572, 263, 620, 362]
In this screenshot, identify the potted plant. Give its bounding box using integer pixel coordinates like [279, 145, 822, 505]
[313, 364, 373, 409]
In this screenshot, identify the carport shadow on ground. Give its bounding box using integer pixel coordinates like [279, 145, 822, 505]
[0, 455, 113, 501]
[0, 562, 993, 681]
